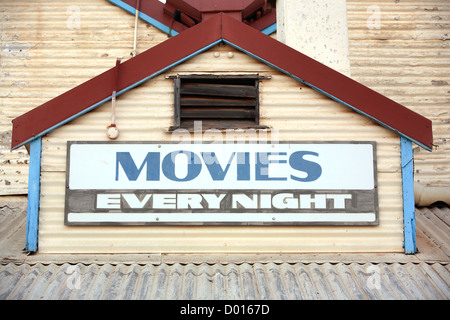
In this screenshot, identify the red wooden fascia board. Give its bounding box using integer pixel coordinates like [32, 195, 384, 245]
[11, 14, 222, 150]
[221, 14, 433, 150]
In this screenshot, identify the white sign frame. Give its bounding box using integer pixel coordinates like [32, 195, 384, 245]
[65, 141, 379, 226]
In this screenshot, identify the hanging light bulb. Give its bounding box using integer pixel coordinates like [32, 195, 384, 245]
[107, 124, 119, 139]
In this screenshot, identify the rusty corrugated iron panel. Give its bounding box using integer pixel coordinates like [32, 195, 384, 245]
[0, 0, 170, 194]
[0, 134, 28, 195]
[416, 207, 450, 257]
[220, 13, 433, 150]
[3, 0, 445, 197]
[10, 13, 223, 150]
[0, 261, 448, 299]
[347, 0, 450, 186]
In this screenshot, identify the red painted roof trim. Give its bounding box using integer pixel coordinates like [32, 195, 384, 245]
[119, 0, 276, 34]
[220, 14, 433, 150]
[11, 13, 433, 151]
[11, 14, 222, 149]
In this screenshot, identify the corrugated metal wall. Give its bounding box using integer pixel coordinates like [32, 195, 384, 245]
[1, 1, 448, 194]
[347, 0, 450, 187]
[0, 0, 167, 194]
[37, 43, 405, 254]
[1, 0, 446, 253]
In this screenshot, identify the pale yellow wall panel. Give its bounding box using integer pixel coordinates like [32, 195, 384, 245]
[37, 44, 405, 254]
[2, 1, 409, 253]
[38, 158, 404, 254]
[170, 44, 273, 74]
[0, 0, 168, 194]
[347, 0, 450, 187]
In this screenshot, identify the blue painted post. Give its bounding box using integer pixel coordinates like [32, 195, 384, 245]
[25, 137, 42, 252]
[401, 136, 417, 254]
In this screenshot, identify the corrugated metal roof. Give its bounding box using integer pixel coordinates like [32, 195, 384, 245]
[0, 261, 448, 300]
[417, 206, 450, 257]
[2, 202, 448, 262]
[1, 204, 449, 300]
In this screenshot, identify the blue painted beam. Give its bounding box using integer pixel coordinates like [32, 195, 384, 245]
[25, 137, 42, 252]
[261, 23, 277, 35]
[401, 136, 417, 254]
[108, 0, 179, 37]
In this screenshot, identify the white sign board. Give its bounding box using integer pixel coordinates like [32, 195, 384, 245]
[65, 141, 378, 225]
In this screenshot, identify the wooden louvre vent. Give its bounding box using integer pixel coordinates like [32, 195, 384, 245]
[170, 74, 269, 130]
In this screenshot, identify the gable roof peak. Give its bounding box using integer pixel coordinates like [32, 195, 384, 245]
[11, 12, 433, 151]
